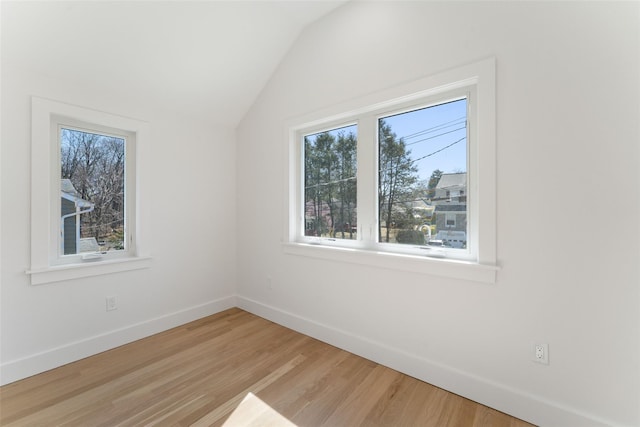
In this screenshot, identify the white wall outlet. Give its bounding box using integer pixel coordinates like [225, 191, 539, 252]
[106, 296, 117, 311]
[533, 343, 549, 364]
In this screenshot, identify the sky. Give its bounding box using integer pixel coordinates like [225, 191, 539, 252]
[382, 98, 467, 183]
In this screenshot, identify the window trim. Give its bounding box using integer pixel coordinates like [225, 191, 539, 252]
[284, 58, 497, 283]
[28, 97, 151, 285]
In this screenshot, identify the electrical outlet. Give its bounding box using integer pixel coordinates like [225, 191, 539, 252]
[106, 296, 117, 311]
[533, 343, 549, 364]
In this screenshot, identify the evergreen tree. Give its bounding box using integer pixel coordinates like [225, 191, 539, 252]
[378, 120, 419, 242]
[305, 129, 357, 238]
[427, 169, 443, 199]
[335, 131, 357, 238]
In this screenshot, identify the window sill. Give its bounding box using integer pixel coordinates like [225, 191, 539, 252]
[27, 256, 152, 285]
[283, 243, 498, 284]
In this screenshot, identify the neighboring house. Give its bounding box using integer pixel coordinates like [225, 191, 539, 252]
[405, 198, 435, 222]
[431, 172, 467, 247]
[61, 179, 94, 255]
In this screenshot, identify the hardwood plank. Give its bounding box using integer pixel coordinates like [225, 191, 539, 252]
[0, 308, 536, 426]
[361, 374, 426, 426]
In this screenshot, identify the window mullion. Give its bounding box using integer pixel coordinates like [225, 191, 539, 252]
[356, 115, 376, 248]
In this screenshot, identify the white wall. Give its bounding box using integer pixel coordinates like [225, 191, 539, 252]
[0, 63, 237, 383]
[236, 2, 639, 426]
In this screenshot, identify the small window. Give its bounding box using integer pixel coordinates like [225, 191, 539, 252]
[29, 97, 151, 285]
[445, 213, 456, 227]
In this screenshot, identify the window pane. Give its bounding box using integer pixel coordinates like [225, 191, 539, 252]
[378, 98, 467, 249]
[304, 125, 357, 239]
[60, 127, 126, 255]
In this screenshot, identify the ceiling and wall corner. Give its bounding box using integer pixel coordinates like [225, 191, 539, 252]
[1, 0, 347, 127]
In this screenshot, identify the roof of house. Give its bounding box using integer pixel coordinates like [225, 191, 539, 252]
[435, 173, 467, 190]
[61, 179, 79, 196]
[434, 204, 467, 212]
[61, 179, 93, 208]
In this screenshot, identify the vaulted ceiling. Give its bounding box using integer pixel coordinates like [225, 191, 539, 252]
[2, 1, 346, 126]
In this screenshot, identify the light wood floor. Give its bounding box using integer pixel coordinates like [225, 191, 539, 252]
[0, 308, 535, 426]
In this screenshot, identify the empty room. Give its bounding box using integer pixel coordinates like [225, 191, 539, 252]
[1, 1, 638, 426]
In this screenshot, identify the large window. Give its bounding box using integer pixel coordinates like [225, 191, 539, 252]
[29, 98, 151, 285]
[287, 59, 497, 283]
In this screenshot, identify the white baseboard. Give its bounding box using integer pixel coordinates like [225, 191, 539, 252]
[237, 296, 617, 427]
[0, 295, 236, 386]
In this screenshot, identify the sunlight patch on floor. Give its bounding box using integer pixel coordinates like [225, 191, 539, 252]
[223, 392, 298, 427]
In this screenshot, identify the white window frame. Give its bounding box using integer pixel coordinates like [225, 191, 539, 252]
[284, 58, 498, 283]
[28, 97, 152, 285]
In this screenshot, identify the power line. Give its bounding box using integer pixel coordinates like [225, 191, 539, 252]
[409, 136, 466, 165]
[308, 116, 465, 150]
[378, 136, 466, 175]
[403, 126, 466, 147]
[399, 116, 466, 140]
